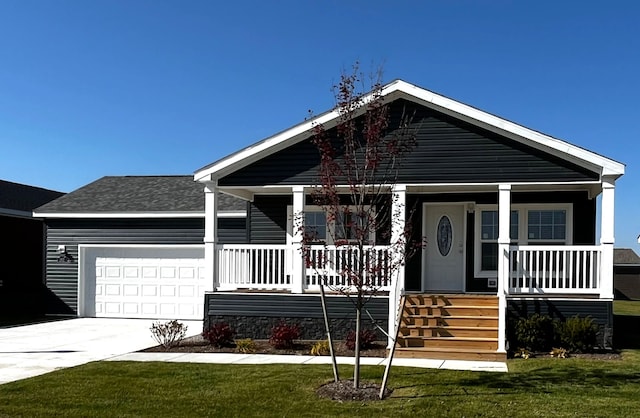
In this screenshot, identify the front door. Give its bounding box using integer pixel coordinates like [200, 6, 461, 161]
[422, 204, 465, 292]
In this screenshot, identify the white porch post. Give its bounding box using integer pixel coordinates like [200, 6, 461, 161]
[388, 184, 407, 348]
[600, 176, 616, 299]
[497, 184, 511, 353]
[291, 186, 305, 293]
[204, 183, 218, 292]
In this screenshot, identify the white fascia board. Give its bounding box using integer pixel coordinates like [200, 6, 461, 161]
[217, 211, 247, 218]
[33, 212, 204, 219]
[79, 244, 205, 249]
[390, 80, 625, 177]
[194, 79, 624, 183]
[33, 211, 246, 219]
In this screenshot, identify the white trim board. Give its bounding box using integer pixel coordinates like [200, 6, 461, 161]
[33, 211, 246, 219]
[194, 79, 625, 183]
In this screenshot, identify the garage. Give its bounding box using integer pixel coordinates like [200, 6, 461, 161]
[79, 245, 207, 320]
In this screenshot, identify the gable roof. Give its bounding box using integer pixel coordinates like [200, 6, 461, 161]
[33, 176, 245, 218]
[614, 248, 640, 265]
[194, 79, 625, 183]
[0, 179, 64, 217]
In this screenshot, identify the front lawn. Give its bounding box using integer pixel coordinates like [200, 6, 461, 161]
[1, 351, 640, 417]
[614, 300, 640, 316]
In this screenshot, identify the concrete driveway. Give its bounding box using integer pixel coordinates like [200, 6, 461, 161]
[0, 318, 202, 385]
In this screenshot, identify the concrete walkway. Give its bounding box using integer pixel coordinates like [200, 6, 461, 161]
[0, 318, 202, 384]
[108, 352, 508, 372]
[1, 318, 507, 385]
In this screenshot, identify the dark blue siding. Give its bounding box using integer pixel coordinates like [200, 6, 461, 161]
[249, 195, 290, 244]
[204, 292, 389, 339]
[219, 100, 598, 187]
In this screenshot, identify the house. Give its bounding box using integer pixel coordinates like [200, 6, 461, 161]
[193, 80, 624, 360]
[33, 176, 247, 318]
[614, 248, 640, 300]
[0, 179, 63, 316]
[35, 80, 625, 361]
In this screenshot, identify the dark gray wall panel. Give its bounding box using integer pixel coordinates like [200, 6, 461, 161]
[205, 292, 389, 339]
[206, 292, 388, 318]
[220, 100, 599, 187]
[218, 217, 249, 243]
[614, 266, 640, 300]
[249, 195, 290, 244]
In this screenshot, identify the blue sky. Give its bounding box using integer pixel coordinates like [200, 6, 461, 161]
[0, 1, 638, 248]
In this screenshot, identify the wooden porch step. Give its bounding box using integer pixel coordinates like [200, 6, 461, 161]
[400, 325, 498, 338]
[398, 336, 498, 351]
[405, 294, 499, 307]
[395, 293, 502, 361]
[393, 347, 506, 362]
[402, 315, 499, 327]
[403, 306, 498, 317]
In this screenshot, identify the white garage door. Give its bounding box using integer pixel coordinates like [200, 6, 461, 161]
[82, 246, 206, 320]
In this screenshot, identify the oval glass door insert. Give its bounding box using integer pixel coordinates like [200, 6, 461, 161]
[437, 215, 453, 256]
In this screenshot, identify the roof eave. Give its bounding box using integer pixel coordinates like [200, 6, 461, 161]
[194, 79, 625, 183]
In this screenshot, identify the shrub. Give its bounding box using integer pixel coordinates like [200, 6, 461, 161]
[269, 322, 300, 349]
[550, 347, 568, 358]
[556, 315, 598, 353]
[514, 314, 556, 352]
[513, 348, 531, 359]
[150, 320, 188, 350]
[202, 322, 235, 348]
[235, 338, 257, 354]
[345, 329, 377, 351]
[310, 340, 330, 356]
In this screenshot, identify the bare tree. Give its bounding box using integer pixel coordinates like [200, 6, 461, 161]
[298, 64, 422, 389]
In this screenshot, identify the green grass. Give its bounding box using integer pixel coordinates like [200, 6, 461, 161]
[614, 300, 640, 316]
[2, 352, 640, 417]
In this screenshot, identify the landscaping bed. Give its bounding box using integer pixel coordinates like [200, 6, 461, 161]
[141, 334, 388, 357]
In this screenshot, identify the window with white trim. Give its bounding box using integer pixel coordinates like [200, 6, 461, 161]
[527, 209, 567, 242]
[288, 205, 376, 245]
[479, 210, 518, 271]
[474, 204, 572, 276]
[303, 211, 327, 242]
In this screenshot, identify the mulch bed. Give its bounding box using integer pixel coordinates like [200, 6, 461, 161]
[141, 335, 388, 357]
[316, 380, 392, 401]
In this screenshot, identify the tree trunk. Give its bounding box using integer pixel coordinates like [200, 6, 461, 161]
[319, 282, 339, 382]
[353, 305, 361, 388]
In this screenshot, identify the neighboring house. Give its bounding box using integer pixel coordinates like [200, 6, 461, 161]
[614, 248, 640, 300]
[0, 179, 63, 316]
[193, 80, 624, 360]
[33, 176, 247, 319]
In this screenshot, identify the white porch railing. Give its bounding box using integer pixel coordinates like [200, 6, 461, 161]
[508, 245, 602, 295]
[305, 245, 392, 290]
[216, 244, 292, 290]
[215, 244, 392, 291]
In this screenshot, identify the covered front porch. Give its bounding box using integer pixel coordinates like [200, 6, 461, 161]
[202, 180, 617, 358]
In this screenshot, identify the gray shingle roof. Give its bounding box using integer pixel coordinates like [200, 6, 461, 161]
[0, 180, 64, 212]
[34, 176, 246, 214]
[614, 248, 640, 265]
